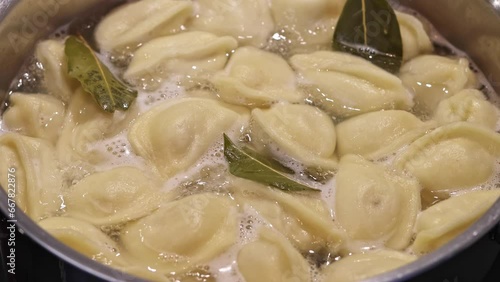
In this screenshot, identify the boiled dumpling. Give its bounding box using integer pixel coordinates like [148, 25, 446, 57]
[2, 93, 65, 145]
[412, 189, 500, 254]
[57, 88, 113, 164]
[395, 122, 500, 193]
[323, 250, 417, 282]
[121, 193, 238, 274]
[237, 228, 310, 282]
[396, 12, 433, 61]
[212, 47, 303, 107]
[129, 98, 247, 179]
[251, 104, 338, 170]
[269, 0, 345, 55]
[190, 0, 274, 48]
[0, 134, 63, 221]
[433, 89, 498, 130]
[230, 177, 345, 252]
[35, 39, 79, 102]
[64, 167, 167, 225]
[95, 0, 193, 52]
[124, 31, 238, 85]
[57, 88, 139, 164]
[399, 55, 478, 115]
[336, 110, 437, 160]
[336, 155, 420, 250]
[39, 217, 125, 266]
[290, 51, 413, 118]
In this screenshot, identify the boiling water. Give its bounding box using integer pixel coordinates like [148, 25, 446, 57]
[1, 3, 500, 282]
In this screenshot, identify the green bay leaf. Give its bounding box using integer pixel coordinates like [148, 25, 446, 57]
[65, 35, 137, 113]
[223, 134, 320, 192]
[333, 0, 403, 73]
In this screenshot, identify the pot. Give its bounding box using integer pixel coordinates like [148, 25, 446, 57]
[0, 0, 499, 281]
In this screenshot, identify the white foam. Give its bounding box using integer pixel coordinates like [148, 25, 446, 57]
[89, 131, 148, 172]
[134, 79, 188, 113]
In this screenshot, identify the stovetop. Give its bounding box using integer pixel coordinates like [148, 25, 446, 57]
[1, 214, 500, 282]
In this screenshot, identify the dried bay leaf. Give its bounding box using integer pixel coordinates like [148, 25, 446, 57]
[65, 35, 137, 113]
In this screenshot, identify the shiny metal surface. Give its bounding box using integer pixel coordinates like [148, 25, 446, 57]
[0, 0, 499, 281]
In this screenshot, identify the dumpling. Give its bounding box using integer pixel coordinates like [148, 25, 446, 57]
[57, 88, 139, 164]
[412, 189, 500, 254]
[0, 134, 63, 221]
[396, 12, 433, 61]
[56, 88, 112, 164]
[190, 0, 274, 48]
[230, 177, 345, 252]
[95, 0, 193, 52]
[39, 217, 125, 266]
[128, 98, 248, 179]
[335, 155, 420, 250]
[237, 228, 310, 282]
[211, 47, 303, 107]
[2, 93, 65, 144]
[336, 110, 437, 160]
[322, 250, 417, 282]
[64, 167, 167, 225]
[269, 0, 345, 55]
[120, 193, 238, 274]
[433, 89, 498, 130]
[395, 122, 500, 193]
[290, 51, 413, 118]
[35, 39, 79, 102]
[124, 31, 238, 85]
[251, 104, 338, 170]
[399, 55, 478, 115]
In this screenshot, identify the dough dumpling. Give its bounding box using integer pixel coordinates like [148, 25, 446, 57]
[39, 217, 125, 266]
[400, 55, 478, 115]
[57, 88, 139, 164]
[124, 31, 238, 84]
[212, 47, 303, 107]
[128, 98, 247, 179]
[230, 177, 345, 252]
[412, 189, 500, 254]
[2, 93, 65, 144]
[237, 228, 310, 282]
[323, 250, 417, 282]
[0, 134, 62, 221]
[121, 193, 237, 274]
[191, 0, 274, 48]
[336, 155, 420, 250]
[396, 12, 433, 61]
[433, 89, 498, 130]
[269, 0, 344, 54]
[57, 88, 113, 164]
[336, 110, 436, 159]
[65, 167, 166, 225]
[95, 0, 193, 52]
[395, 122, 500, 193]
[35, 39, 79, 102]
[251, 104, 337, 170]
[291, 51, 412, 118]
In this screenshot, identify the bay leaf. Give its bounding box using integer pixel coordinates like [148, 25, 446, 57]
[333, 0, 403, 73]
[65, 35, 137, 113]
[223, 134, 320, 192]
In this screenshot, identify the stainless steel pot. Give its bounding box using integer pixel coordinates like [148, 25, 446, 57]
[0, 0, 500, 281]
